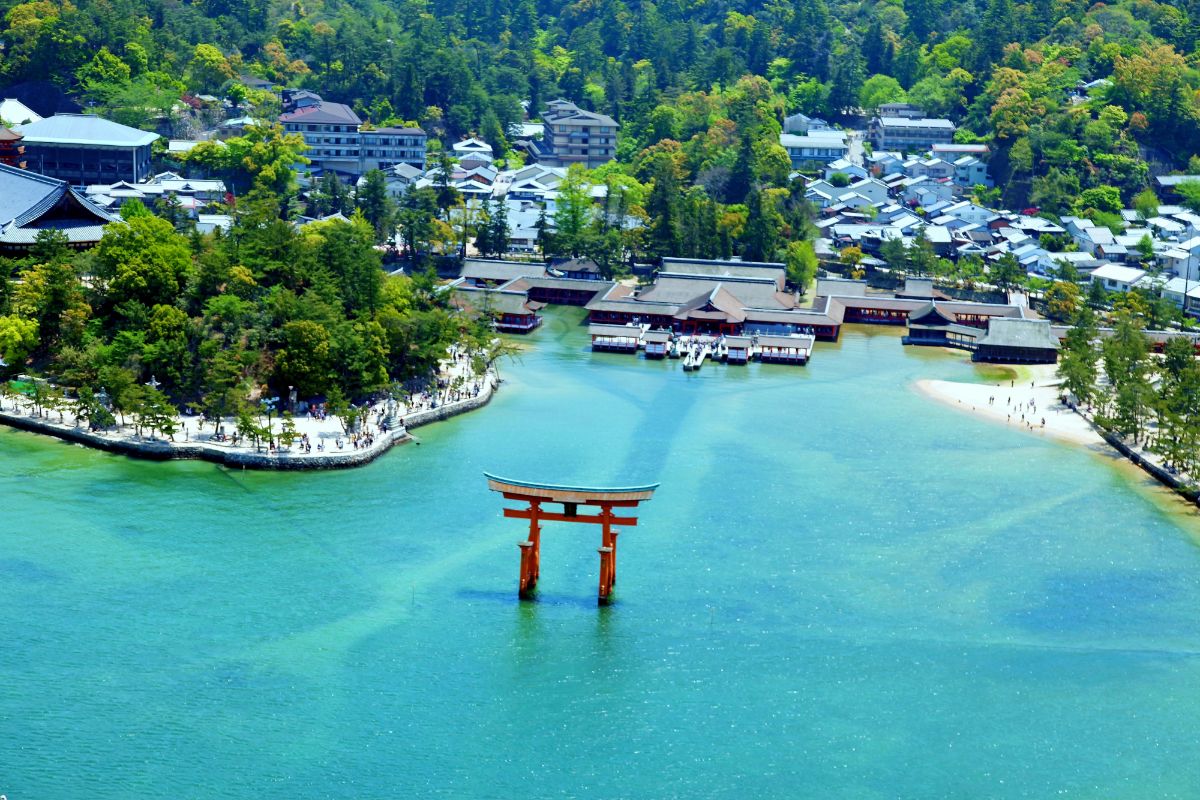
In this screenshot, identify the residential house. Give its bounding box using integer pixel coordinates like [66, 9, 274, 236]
[780, 130, 849, 168]
[1090, 263, 1147, 293]
[953, 156, 990, 188]
[783, 112, 832, 134]
[940, 201, 996, 226]
[822, 158, 868, 182]
[866, 151, 906, 176]
[369, 162, 423, 198]
[1077, 225, 1114, 255]
[806, 177, 889, 210]
[1159, 236, 1200, 281]
[1156, 174, 1200, 201]
[453, 137, 494, 163]
[903, 157, 955, 181]
[84, 171, 227, 214]
[1147, 216, 1186, 238]
[1161, 276, 1200, 312]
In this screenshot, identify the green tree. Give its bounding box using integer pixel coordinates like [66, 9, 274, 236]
[1057, 306, 1100, 406]
[1075, 186, 1124, 215]
[186, 43, 234, 93]
[784, 240, 818, 294]
[990, 253, 1026, 290]
[1174, 181, 1200, 213]
[1044, 281, 1080, 321]
[94, 215, 194, 309]
[645, 154, 681, 259]
[356, 169, 396, 243]
[1133, 188, 1159, 220]
[143, 304, 192, 391]
[275, 320, 332, 396]
[0, 314, 38, 366]
[858, 74, 906, 115]
[183, 124, 309, 196]
[880, 236, 908, 273]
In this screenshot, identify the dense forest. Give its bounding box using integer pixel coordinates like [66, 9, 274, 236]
[0, 196, 485, 424]
[5, 0, 1200, 210]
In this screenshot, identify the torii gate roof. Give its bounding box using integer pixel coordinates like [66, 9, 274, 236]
[485, 473, 659, 504]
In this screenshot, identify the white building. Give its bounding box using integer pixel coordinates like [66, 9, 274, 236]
[1090, 263, 1147, 293]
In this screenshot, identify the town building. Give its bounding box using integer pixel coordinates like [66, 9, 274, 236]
[0, 161, 117, 252]
[359, 126, 428, 173]
[280, 100, 362, 176]
[870, 116, 956, 152]
[279, 95, 427, 177]
[15, 114, 159, 185]
[83, 172, 227, 214]
[783, 112, 832, 135]
[1090, 263, 1147, 293]
[535, 100, 618, 169]
[780, 131, 849, 168]
[878, 102, 927, 119]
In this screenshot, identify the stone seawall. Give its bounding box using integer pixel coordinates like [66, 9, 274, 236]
[0, 372, 499, 471]
[1100, 429, 1200, 507]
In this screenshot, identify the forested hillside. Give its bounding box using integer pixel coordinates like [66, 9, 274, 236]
[4, 0, 1200, 210]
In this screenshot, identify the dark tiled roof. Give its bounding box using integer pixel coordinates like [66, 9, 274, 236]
[280, 102, 361, 126]
[460, 259, 545, 281]
[372, 126, 425, 135]
[976, 318, 1060, 350]
[0, 163, 114, 248]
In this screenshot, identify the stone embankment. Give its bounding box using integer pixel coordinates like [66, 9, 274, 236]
[0, 372, 498, 471]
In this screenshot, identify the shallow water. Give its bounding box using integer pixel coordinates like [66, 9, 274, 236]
[2, 307, 1199, 798]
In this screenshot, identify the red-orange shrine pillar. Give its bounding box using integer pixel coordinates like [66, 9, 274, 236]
[485, 474, 658, 605]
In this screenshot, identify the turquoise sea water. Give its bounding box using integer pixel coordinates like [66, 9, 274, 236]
[3, 307, 1200, 798]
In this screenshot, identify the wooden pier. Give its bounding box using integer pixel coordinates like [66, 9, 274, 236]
[589, 323, 644, 353]
[755, 334, 815, 364]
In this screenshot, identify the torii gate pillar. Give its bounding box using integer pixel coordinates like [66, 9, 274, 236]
[486, 474, 658, 605]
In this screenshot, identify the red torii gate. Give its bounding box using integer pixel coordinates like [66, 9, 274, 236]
[485, 473, 659, 605]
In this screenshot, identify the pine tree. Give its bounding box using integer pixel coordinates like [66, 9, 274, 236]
[646, 154, 681, 259]
[488, 198, 510, 256]
[474, 198, 494, 257]
[1057, 306, 1100, 406]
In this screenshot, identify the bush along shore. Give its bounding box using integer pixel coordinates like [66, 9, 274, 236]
[0, 370, 498, 471]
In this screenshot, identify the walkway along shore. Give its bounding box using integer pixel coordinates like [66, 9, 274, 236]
[0, 371, 499, 471]
[916, 365, 1200, 510]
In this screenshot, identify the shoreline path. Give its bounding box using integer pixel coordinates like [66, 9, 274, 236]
[916, 363, 1200, 509]
[914, 364, 1102, 447]
[0, 348, 498, 470]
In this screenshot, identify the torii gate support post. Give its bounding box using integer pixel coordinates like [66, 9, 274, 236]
[517, 500, 542, 598]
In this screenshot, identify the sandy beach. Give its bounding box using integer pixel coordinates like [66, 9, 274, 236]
[914, 363, 1104, 447]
